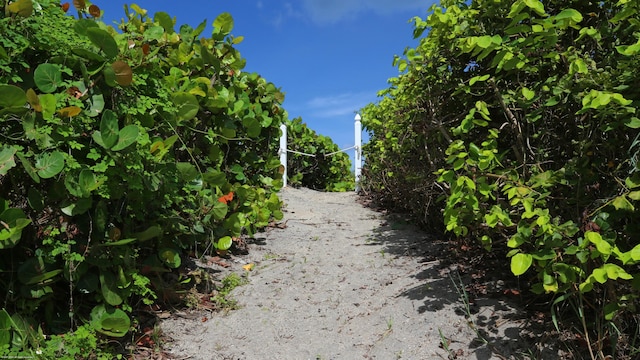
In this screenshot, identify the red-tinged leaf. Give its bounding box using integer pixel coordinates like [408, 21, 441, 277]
[88, 4, 100, 18]
[72, 0, 85, 11]
[142, 43, 150, 56]
[111, 61, 133, 86]
[61, 2, 70, 12]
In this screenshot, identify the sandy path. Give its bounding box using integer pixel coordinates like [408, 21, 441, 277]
[161, 187, 539, 359]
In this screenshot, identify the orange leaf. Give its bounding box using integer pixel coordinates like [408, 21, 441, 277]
[142, 43, 150, 56]
[242, 263, 254, 271]
[217, 192, 234, 204]
[88, 4, 100, 17]
[61, 2, 70, 12]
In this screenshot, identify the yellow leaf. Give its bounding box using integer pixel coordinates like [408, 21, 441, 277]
[57, 106, 82, 118]
[242, 263, 254, 271]
[6, 0, 33, 17]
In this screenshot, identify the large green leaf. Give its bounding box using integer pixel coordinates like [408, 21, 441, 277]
[111, 125, 139, 151]
[0, 309, 14, 346]
[79, 169, 100, 195]
[27, 188, 44, 212]
[216, 236, 233, 251]
[60, 197, 92, 216]
[134, 225, 162, 242]
[154, 11, 174, 34]
[203, 169, 227, 186]
[90, 305, 130, 337]
[99, 271, 123, 306]
[72, 47, 106, 62]
[0, 85, 26, 108]
[35, 151, 65, 179]
[39, 93, 56, 120]
[0, 146, 17, 175]
[176, 162, 198, 182]
[86, 91, 105, 117]
[144, 25, 165, 41]
[17, 257, 61, 285]
[510, 253, 533, 276]
[0, 207, 31, 248]
[16, 152, 39, 183]
[214, 12, 234, 35]
[33, 64, 62, 93]
[211, 201, 228, 221]
[100, 110, 119, 148]
[86, 28, 118, 59]
[173, 92, 199, 121]
[243, 117, 261, 138]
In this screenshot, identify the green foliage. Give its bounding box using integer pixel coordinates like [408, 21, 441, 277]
[362, 0, 640, 356]
[210, 272, 248, 309]
[286, 117, 354, 191]
[0, 0, 287, 354]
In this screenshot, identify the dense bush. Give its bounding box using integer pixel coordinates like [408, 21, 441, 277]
[285, 117, 354, 192]
[362, 0, 640, 356]
[0, 0, 289, 355]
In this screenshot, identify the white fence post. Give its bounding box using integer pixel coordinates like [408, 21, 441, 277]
[354, 114, 362, 192]
[279, 123, 287, 188]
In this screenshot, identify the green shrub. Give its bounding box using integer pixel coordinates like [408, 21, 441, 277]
[362, 0, 640, 356]
[0, 0, 285, 353]
[286, 117, 354, 191]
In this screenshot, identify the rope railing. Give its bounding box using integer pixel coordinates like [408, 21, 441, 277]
[279, 115, 362, 190]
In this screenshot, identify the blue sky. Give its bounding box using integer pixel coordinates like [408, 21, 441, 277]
[98, 1, 434, 160]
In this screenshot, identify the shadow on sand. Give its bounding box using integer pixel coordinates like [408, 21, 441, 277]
[365, 213, 561, 360]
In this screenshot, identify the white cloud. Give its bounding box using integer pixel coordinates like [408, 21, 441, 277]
[259, 2, 305, 28]
[305, 91, 373, 118]
[258, 0, 428, 28]
[303, 0, 427, 24]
